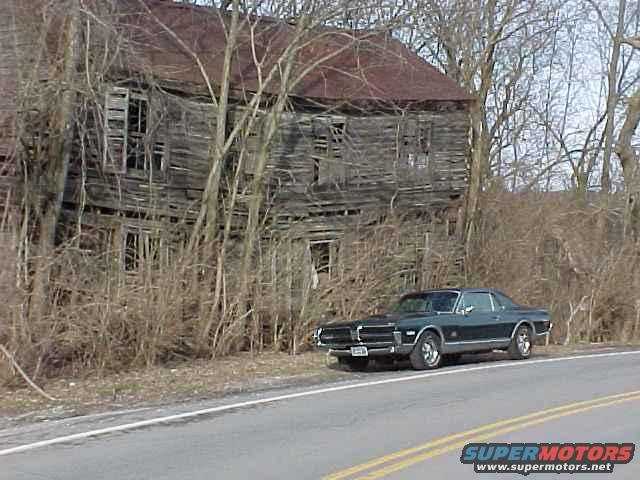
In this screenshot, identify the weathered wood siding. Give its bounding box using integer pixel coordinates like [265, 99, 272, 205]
[65, 92, 213, 223]
[63, 85, 469, 243]
[0, 0, 21, 202]
[0, 0, 20, 140]
[248, 106, 469, 240]
[0, 0, 49, 207]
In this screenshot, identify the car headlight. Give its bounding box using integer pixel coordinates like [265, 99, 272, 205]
[313, 327, 322, 343]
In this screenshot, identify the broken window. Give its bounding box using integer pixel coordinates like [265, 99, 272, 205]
[104, 87, 167, 177]
[123, 228, 166, 272]
[126, 95, 148, 171]
[310, 242, 332, 275]
[0, 154, 8, 176]
[311, 116, 346, 185]
[398, 117, 431, 179]
[329, 121, 345, 149]
[414, 119, 431, 170]
[124, 230, 140, 272]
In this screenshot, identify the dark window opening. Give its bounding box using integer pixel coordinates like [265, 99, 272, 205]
[124, 231, 140, 272]
[312, 158, 320, 183]
[152, 142, 165, 173]
[0, 154, 8, 175]
[124, 229, 166, 272]
[330, 122, 345, 144]
[399, 119, 431, 178]
[415, 121, 431, 170]
[310, 242, 331, 274]
[311, 117, 346, 185]
[145, 235, 162, 265]
[447, 219, 456, 237]
[126, 96, 148, 171]
[129, 97, 148, 134]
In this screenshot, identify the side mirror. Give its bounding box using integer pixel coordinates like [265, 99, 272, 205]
[463, 306, 474, 315]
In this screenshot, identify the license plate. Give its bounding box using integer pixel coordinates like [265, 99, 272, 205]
[350, 346, 368, 357]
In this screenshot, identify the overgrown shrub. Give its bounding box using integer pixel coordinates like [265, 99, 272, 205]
[1, 190, 639, 383]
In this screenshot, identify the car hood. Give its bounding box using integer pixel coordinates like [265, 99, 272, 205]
[323, 312, 442, 328]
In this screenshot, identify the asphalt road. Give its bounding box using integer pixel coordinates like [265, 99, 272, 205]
[2, 348, 640, 479]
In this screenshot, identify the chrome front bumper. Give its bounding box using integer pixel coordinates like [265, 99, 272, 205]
[326, 345, 413, 357]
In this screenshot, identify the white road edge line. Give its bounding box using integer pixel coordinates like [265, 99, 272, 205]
[1, 350, 639, 456]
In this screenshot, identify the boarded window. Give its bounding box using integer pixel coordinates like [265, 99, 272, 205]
[104, 87, 167, 177]
[241, 120, 263, 175]
[312, 116, 346, 185]
[104, 87, 129, 172]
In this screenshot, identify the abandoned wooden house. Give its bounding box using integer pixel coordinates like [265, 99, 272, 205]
[0, 0, 472, 271]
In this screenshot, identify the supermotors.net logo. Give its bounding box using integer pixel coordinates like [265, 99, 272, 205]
[460, 443, 635, 475]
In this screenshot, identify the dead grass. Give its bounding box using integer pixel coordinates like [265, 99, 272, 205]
[2, 191, 640, 393]
[0, 351, 346, 425]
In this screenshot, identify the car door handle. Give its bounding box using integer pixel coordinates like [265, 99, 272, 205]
[492, 316, 501, 321]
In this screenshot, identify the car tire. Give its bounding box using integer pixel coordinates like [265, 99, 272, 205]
[410, 331, 443, 370]
[337, 356, 369, 371]
[508, 324, 533, 360]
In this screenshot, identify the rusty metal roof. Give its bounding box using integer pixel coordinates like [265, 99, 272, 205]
[116, 0, 473, 104]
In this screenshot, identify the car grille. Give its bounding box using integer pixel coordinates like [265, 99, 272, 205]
[319, 327, 352, 345]
[358, 326, 395, 344]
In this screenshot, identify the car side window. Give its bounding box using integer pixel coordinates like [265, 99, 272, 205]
[494, 291, 517, 309]
[490, 293, 503, 310]
[461, 292, 495, 313]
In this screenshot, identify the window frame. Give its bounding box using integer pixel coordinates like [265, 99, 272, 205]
[460, 292, 496, 313]
[311, 115, 346, 185]
[103, 87, 168, 179]
[122, 226, 169, 273]
[397, 117, 432, 179]
[0, 153, 9, 176]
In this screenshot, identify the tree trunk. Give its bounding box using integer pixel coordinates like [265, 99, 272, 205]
[464, 102, 491, 245]
[616, 87, 640, 240]
[600, 0, 627, 193]
[194, 0, 241, 352]
[229, 18, 308, 349]
[30, 0, 81, 323]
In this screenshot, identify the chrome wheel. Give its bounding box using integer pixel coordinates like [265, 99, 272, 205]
[421, 337, 440, 366]
[516, 329, 531, 356]
[410, 331, 443, 370]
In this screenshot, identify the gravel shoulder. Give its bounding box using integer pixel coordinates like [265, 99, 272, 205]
[0, 342, 636, 430]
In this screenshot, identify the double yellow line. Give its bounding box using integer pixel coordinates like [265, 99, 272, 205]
[323, 389, 640, 480]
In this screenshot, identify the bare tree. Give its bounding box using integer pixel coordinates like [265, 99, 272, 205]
[30, 0, 82, 324]
[616, 37, 640, 239]
[407, 0, 562, 241]
[591, 0, 628, 193]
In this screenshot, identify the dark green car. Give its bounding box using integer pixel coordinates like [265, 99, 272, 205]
[314, 288, 552, 370]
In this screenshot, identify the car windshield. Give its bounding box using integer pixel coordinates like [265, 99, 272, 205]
[392, 291, 459, 313]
